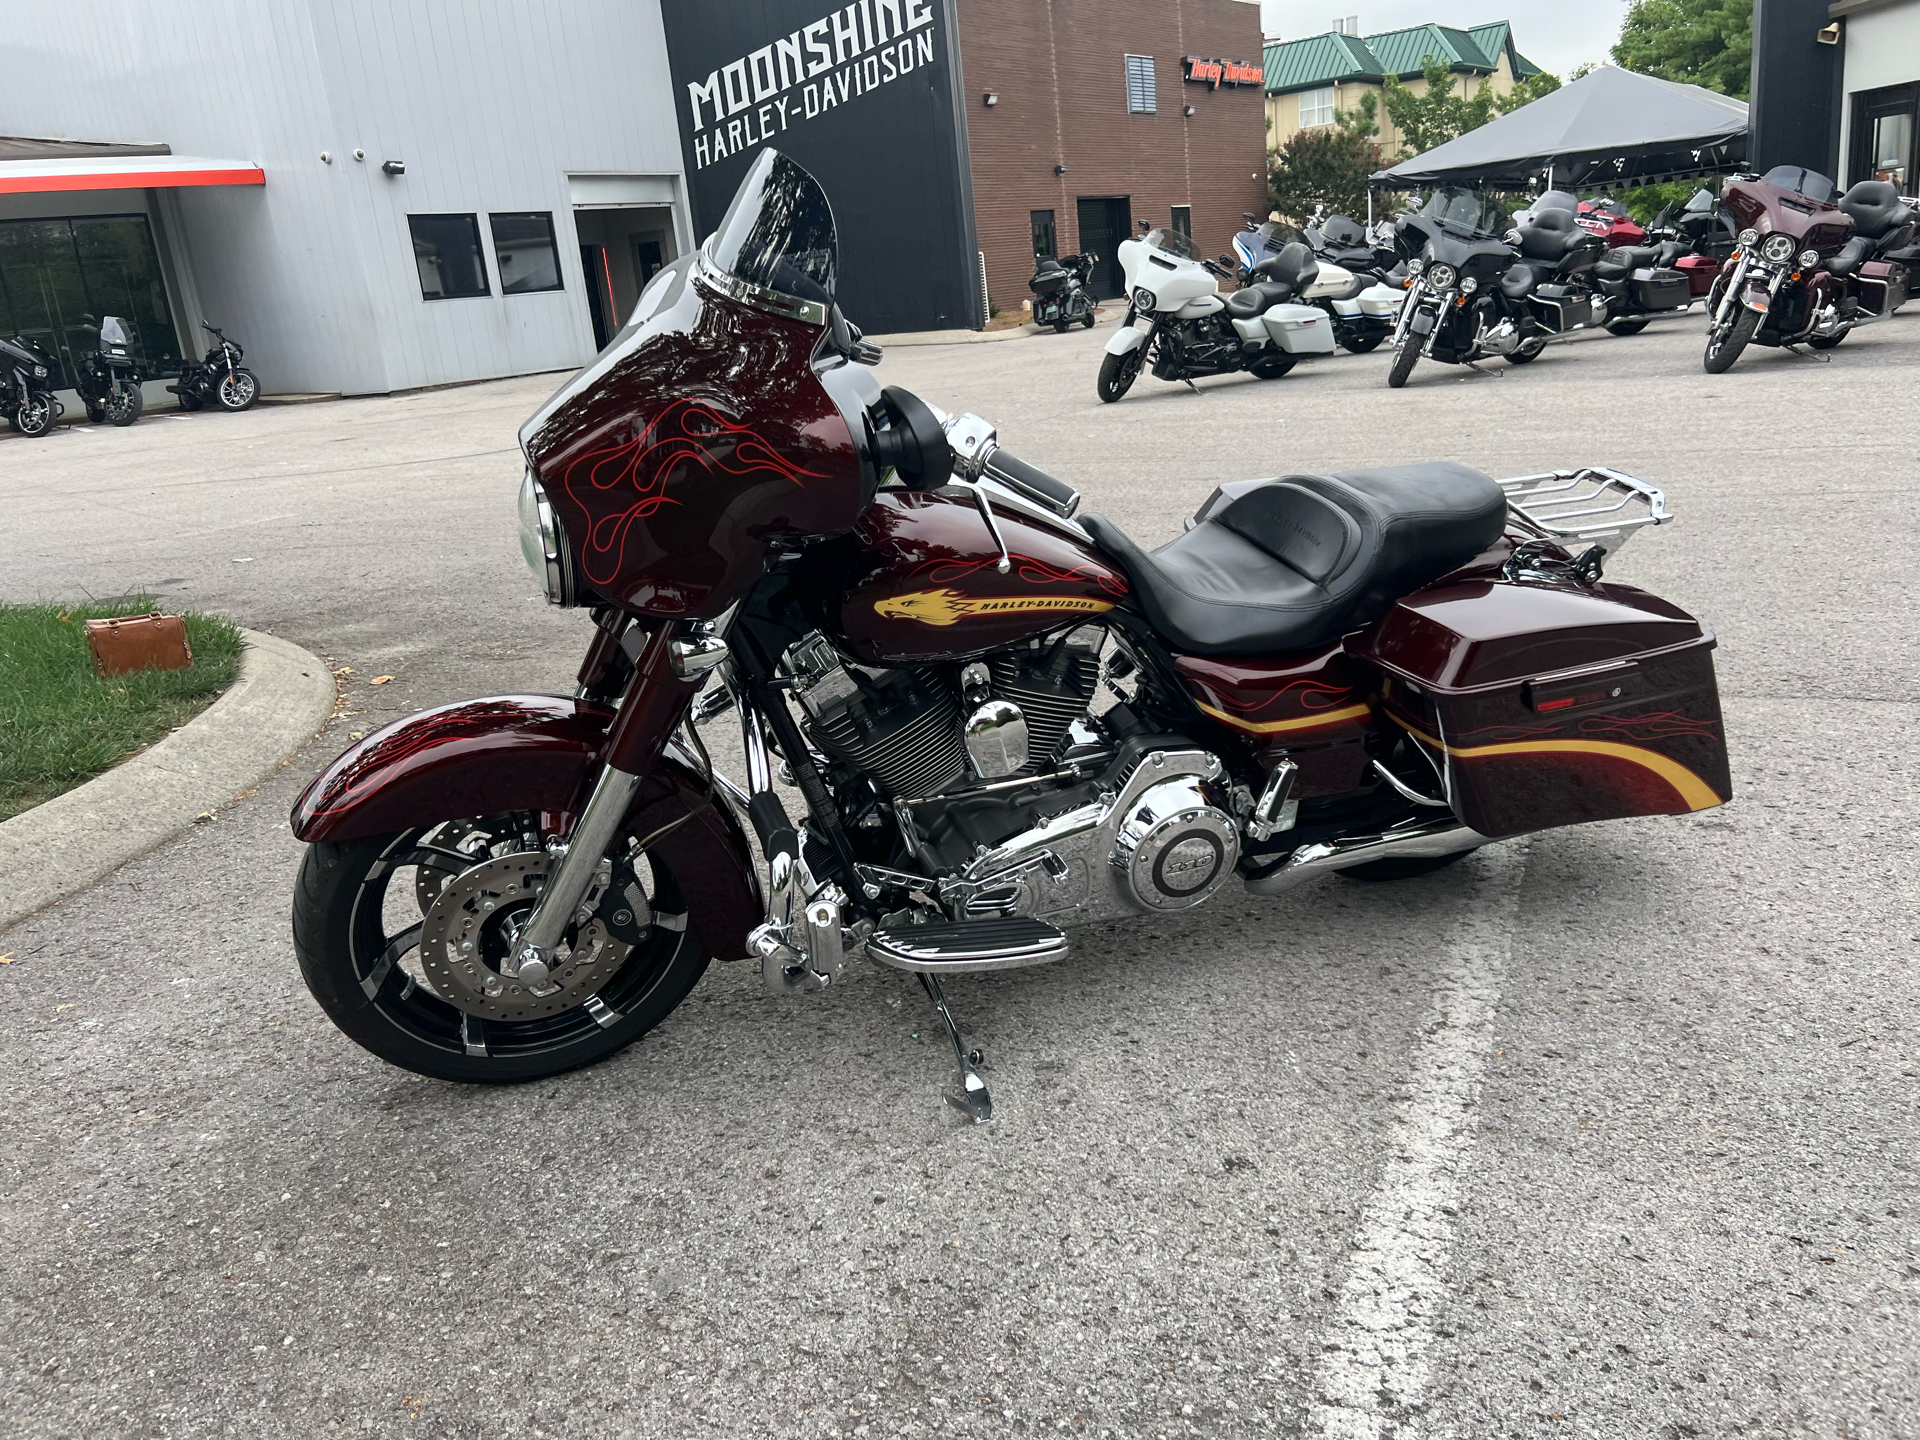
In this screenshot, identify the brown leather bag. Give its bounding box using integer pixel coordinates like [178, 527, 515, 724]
[84, 611, 194, 676]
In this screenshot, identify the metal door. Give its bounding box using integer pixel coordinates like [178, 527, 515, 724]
[1075, 196, 1133, 298]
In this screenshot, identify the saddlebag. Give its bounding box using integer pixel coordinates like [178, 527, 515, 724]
[1629, 267, 1692, 312]
[1261, 304, 1337, 354]
[1349, 557, 1731, 839]
[1857, 260, 1909, 316]
[1531, 283, 1594, 330]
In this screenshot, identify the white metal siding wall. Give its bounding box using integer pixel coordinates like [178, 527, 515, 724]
[0, 0, 686, 395]
[1838, 5, 1920, 185]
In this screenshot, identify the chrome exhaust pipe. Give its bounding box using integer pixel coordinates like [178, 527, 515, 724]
[1241, 818, 1490, 895]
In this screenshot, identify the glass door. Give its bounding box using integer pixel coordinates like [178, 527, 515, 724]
[1850, 83, 1918, 191]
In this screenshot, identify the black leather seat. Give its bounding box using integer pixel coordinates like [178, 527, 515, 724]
[1839, 180, 1905, 240]
[1516, 208, 1582, 263]
[1082, 462, 1507, 656]
[1825, 235, 1872, 277]
[1500, 262, 1539, 299]
[1224, 280, 1291, 317]
[1256, 241, 1319, 291]
[1599, 245, 1657, 273]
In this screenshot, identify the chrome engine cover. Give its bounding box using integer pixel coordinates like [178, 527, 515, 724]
[945, 748, 1236, 928]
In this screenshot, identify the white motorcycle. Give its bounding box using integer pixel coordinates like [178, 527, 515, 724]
[1097, 224, 1334, 403]
[1247, 215, 1407, 353]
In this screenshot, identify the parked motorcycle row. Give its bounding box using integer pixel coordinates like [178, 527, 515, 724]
[290, 149, 1738, 1123]
[1, 318, 259, 437]
[1026, 168, 1914, 400]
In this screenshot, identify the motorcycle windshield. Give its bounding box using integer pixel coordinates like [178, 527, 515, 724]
[1142, 227, 1199, 261]
[1760, 166, 1837, 203]
[100, 316, 131, 346]
[704, 150, 837, 322]
[1419, 188, 1511, 237]
[1249, 221, 1306, 255]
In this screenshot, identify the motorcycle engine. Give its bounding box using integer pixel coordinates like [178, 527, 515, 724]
[781, 631, 1239, 928]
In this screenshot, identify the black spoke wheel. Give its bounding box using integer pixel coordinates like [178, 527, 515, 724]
[106, 384, 143, 426]
[293, 814, 709, 1083]
[1386, 338, 1420, 388]
[1704, 307, 1759, 373]
[1096, 346, 1143, 403]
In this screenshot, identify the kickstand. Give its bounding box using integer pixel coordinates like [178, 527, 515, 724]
[1182, 378, 1201, 394]
[919, 972, 992, 1123]
[1460, 360, 1503, 377]
[1782, 343, 1832, 363]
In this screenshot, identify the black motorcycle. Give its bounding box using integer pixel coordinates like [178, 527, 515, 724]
[74, 316, 144, 427]
[1028, 253, 1098, 332]
[1386, 189, 1604, 389]
[168, 321, 260, 411]
[1, 334, 62, 437]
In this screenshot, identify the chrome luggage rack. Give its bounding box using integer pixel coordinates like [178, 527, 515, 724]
[1497, 466, 1671, 555]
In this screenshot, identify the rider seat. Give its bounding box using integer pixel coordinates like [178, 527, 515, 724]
[1825, 235, 1872, 277]
[1500, 263, 1539, 300]
[1838, 180, 1905, 240]
[1224, 281, 1292, 317]
[1081, 462, 1507, 656]
[1227, 241, 1319, 314]
[1516, 208, 1583, 263]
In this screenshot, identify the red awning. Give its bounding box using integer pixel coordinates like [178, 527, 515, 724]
[0, 154, 264, 194]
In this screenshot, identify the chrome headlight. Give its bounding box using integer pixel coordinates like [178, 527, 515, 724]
[1737, 228, 1759, 246]
[1798, 249, 1819, 268]
[1761, 233, 1794, 263]
[1407, 258, 1425, 275]
[517, 468, 578, 606]
[32, 364, 46, 378]
[1459, 275, 1480, 294]
[1133, 286, 1157, 311]
[1425, 262, 1457, 291]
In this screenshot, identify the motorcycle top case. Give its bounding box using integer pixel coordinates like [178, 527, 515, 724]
[1261, 304, 1337, 355]
[1349, 555, 1732, 838]
[1631, 268, 1693, 312]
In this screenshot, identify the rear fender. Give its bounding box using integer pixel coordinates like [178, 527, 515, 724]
[290, 694, 759, 960]
[1104, 323, 1148, 357]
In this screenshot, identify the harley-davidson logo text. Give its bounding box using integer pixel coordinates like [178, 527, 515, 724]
[875, 588, 1116, 627]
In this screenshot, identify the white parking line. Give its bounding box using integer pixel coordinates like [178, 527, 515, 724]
[1311, 842, 1530, 1439]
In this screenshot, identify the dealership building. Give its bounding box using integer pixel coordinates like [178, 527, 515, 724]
[0, 0, 1266, 404]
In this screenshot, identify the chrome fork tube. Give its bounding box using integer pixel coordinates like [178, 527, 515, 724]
[505, 762, 643, 981]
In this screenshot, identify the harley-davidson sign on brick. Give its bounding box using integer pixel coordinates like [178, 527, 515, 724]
[1183, 56, 1262, 88]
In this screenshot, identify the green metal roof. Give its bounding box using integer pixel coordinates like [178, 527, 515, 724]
[1262, 31, 1382, 94]
[1264, 20, 1539, 96]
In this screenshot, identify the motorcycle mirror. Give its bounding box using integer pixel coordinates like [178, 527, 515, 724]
[871, 386, 953, 490]
[1217, 254, 1237, 269]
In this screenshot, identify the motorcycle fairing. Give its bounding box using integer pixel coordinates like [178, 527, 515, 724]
[289, 695, 759, 960]
[1104, 325, 1148, 356]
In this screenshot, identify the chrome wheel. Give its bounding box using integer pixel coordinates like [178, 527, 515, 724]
[216, 369, 258, 411]
[10, 394, 53, 436]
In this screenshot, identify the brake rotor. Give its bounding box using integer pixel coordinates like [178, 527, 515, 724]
[416, 851, 636, 1021]
[414, 818, 495, 913]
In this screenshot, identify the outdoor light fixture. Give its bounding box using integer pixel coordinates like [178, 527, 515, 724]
[1183, 104, 1195, 117]
[382, 160, 406, 176]
[984, 92, 997, 106]
[1817, 22, 1839, 42]
[1054, 163, 1067, 175]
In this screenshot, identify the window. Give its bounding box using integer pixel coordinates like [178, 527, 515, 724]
[1871, 109, 1913, 187]
[1030, 209, 1056, 261]
[1125, 55, 1157, 115]
[1170, 205, 1192, 239]
[0, 213, 184, 386]
[489, 212, 562, 294]
[409, 214, 489, 299]
[1299, 86, 1336, 128]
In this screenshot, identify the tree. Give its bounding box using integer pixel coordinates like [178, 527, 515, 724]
[1336, 89, 1380, 139]
[1267, 125, 1385, 225]
[1612, 0, 1753, 99]
[1382, 56, 1500, 158]
[1496, 70, 1561, 114]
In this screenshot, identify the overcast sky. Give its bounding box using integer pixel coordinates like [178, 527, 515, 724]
[1256, 1, 1637, 80]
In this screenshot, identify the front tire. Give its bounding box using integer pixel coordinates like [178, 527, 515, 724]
[1097, 347, 1143, 403]
[216, 368, 259, 411]
[292, 818, 710, 1083]
[1704, 307, 1760, 373]
[9, 394, 53, 436]
[106, 385, 143, 426]
[1386, 338, 1420, 388]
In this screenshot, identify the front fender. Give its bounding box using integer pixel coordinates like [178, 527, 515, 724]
[290, 694, 759, 961]
[1104, 323, 1148, 356]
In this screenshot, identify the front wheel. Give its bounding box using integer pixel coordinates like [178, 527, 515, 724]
[1807, 328, 1847, 350]
[292, 815, 710, 1082]
[9, 394, 54, 436]
[1704, 307, 1760, 373]
[106, 384, 143, 427]
[1097, 347, 1143, 403]
[216, 368, 259, 411]
[1605, 318, 1651, 336]
[1341, 333, 1385, 354]
[1386, 338, 1420, 388]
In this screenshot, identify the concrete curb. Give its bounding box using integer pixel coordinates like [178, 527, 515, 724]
[0, 629, 336, 935]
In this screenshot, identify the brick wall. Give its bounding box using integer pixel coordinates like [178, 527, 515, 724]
[957, 0, 1268, 318]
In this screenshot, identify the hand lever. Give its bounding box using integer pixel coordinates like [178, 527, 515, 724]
[969, 483, 1012, 575]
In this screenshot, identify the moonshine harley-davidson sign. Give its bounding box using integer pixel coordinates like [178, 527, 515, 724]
[1183, 56, 1263, 88]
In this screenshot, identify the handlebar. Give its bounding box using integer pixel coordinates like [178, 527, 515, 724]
[981, 448, 1079, 518]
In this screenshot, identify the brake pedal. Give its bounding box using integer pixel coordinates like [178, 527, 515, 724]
[867, 916, 1067, 973]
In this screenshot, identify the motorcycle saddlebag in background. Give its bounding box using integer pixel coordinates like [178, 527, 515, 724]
[1630, 268, 1693, 311]
[1857, 260, 1909, 316]
[1350, 572, 1732, 838]
[1261, 304, 1337, 354]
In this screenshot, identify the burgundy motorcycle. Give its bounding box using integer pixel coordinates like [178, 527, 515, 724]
[290, 151, 1732, 1119]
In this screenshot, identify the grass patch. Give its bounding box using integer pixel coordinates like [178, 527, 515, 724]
[0, 599, 244, 821]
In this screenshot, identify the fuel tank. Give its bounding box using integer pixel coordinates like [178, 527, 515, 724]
[807, 489, 1130, 666]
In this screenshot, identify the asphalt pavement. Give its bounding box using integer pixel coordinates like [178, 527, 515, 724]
[1, 310, 1915, 1440]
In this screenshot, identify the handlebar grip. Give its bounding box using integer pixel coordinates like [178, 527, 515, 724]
[983, 449, 1079, 518]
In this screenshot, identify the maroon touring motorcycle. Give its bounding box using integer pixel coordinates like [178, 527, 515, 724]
[291, 151, 1731, 1119]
